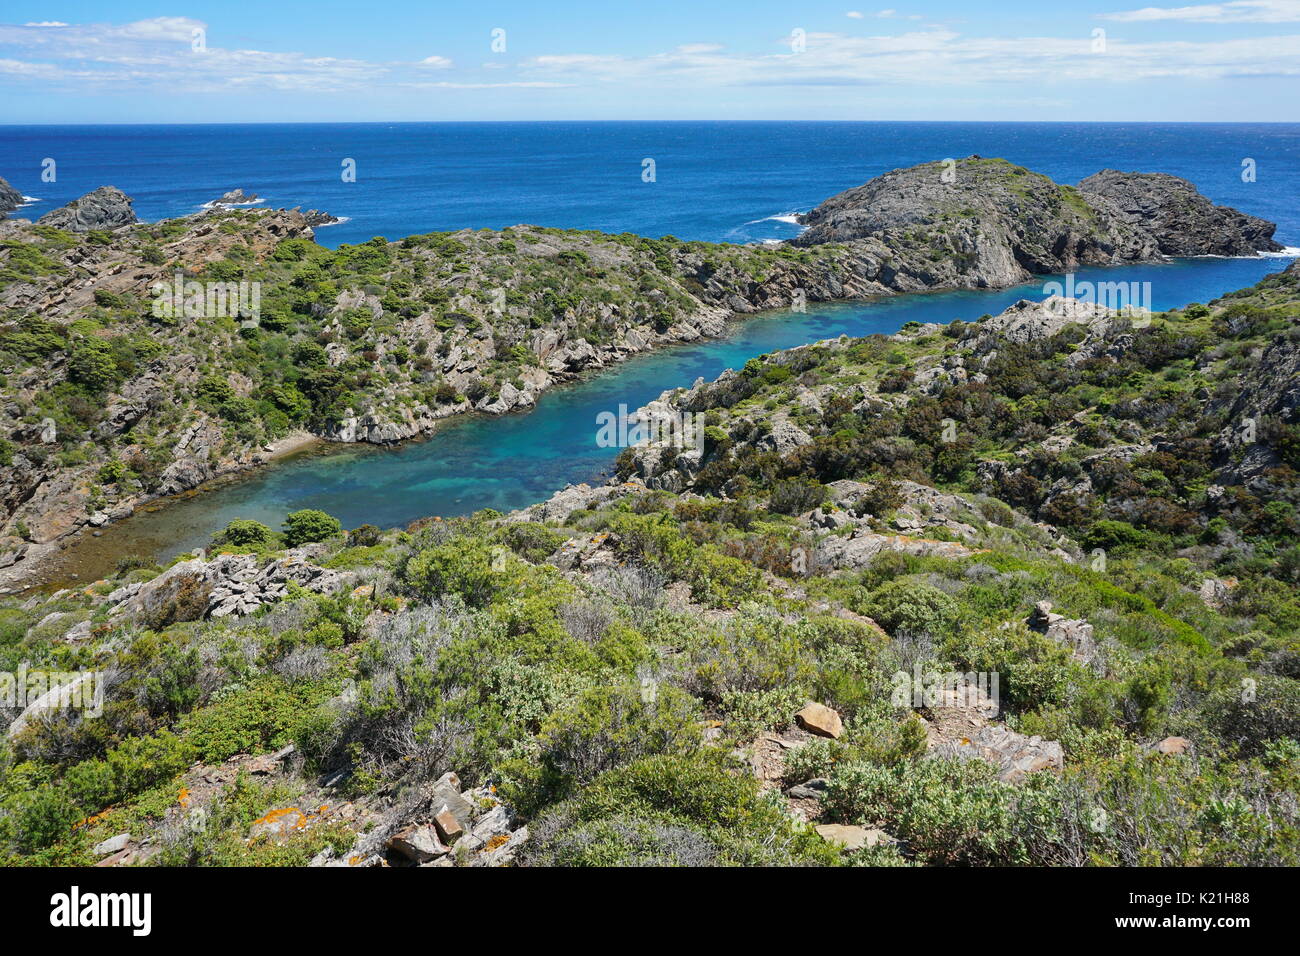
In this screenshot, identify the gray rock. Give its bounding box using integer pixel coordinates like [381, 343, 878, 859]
[1078, 169, 1281, 256]
[0, 176, 23, 217]
[93, 833, 131, 857]
[37, 186, 138, 232]
[785, 778, 829, 800]
[388, 825, 448, 863]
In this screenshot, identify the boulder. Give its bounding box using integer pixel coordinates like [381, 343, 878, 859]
[1155, 736, 1192, 756]
[794, 702, 843, 739]
[433, 809, 464, 845]
[92, 833, 131, 857]
[388, 825, 448, 863]
[37, 186, 138, 232]
[814, 824, 894, 851]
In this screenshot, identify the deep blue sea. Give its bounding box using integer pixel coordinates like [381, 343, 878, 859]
[6, 123, 1296, 585]
[2, 122, 1298, 246]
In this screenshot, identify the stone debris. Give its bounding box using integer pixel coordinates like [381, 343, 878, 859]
[930, 725, 1065, 782]
[919, 678, 1064, 783]
[352, 771, 527, 868]
[107, 550, 352, 623]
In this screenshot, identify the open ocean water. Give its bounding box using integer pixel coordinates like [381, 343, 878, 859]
[1, 121, 1298, 246]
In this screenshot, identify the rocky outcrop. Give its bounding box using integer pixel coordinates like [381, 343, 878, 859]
[1078, 170, 1282, 256]
[106, 550, 351, 624]
[0, 176, 23, 217]
[1028, 600, 1099, 663]
[207, 188, 261, 206]
[355, 771, 529, 868]
[37, 186, 138, 232]
[301, 209, 341, 227]
[920, 679, 1064, 782]
[815, 530, 981, 569]
[791, 159, 1279, 291]
[929, 724, 1066, 782]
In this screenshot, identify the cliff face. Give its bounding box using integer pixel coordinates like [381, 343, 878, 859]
[791, 158, 1281, 289]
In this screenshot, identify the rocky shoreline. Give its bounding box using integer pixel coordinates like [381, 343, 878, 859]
[0, 158, 1287, 592]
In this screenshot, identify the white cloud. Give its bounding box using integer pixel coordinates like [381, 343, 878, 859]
[402, 80, 571, 89]
[2, 13, 1298, 103]
[846, 10, 865, 17]
[516, 27, 1300, 87]
[1101, 0, 1300, 21]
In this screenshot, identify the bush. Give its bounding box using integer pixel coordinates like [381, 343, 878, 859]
[216, 518, 275, 548]
[282, 509, 341, 547]
[1205, 674, 1300, 756]
[768, 478, 828, 515]
[502, 684, 701, 814]
[533, 753, 839, 866]
[402, 538, 506, 608]
[862, 579, 961, 638]
[346, 524, 382, 548]
[825, 757, 1058, 865]
[180, 678, 320, 763]
[66, 339, 119, 392]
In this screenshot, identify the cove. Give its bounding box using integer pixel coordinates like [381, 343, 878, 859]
[35, 254, 1294, 588]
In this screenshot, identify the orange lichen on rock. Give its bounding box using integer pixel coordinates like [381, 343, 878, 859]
[252, 807, 308, 830]
[72, 808, 112, 831]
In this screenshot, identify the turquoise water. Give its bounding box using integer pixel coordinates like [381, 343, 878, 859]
[45, 253, 1292, 584]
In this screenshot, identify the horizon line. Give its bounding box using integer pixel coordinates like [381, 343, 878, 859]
[4, 119, 1300, 128]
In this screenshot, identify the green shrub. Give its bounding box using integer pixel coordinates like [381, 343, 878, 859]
[216, 518, 276, 548]
[1205, 675, 1300, 756]
[282, 509, 341, 547]
[862, 578, 961, 638]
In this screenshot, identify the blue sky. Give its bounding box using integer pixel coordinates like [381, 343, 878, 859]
[2, 1, 1298, 122]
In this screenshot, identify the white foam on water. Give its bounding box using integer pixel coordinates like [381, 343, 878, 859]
[199, 198, 268, 210]
[742, 210, 806, 226]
